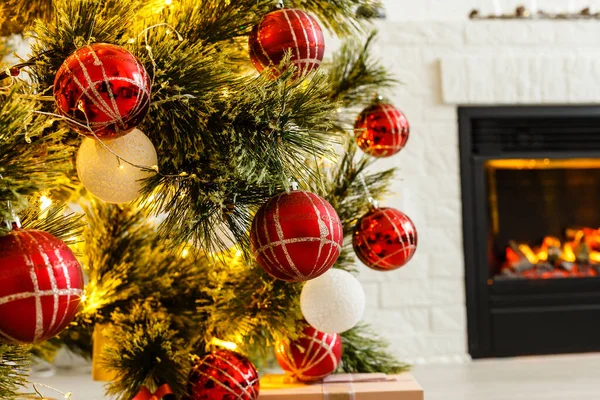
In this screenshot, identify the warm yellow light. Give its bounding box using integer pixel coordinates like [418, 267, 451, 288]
[591, 252, 600, 263]
[537, 251, 548, 261]
[210, 338, 237, 351]
[80, 286, 108, 315]
[518, 244, 538, 264]
[118, 164, 125, 170]
[40, 195, 52, 211]
[165, 0, 172, 4]
[486, 158, 600, 170]
[574, 230, 585, 245]
[562, 244, 576, 263]
[181, 248, 190, 258]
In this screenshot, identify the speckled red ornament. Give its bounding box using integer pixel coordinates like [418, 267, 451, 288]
[353, 207, 417, 271]
[54, 43, 151, 138]
[248, 8, 325, 76]
[0, 229, 84, 344]
[275, 325, 342, 382]
[187, 350, 259, 400]
[251, 191, 343, 282]
[354, 102, 410, 157]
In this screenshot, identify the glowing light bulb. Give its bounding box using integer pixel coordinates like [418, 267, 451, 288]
[39, 195, 53, 219]
[181, 248, 190, 258]
[210, 338, 237, 351]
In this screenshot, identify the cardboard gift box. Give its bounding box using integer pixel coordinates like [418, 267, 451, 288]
[260, 373, 424, 400]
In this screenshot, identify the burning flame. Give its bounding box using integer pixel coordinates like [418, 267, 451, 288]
[563, 244, 576, 263]
[503, 227, 600, 279]
[518, 244, 539, 264]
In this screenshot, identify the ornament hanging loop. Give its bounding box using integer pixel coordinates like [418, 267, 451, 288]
[289, 180, 299, 191]
[359, 173, 379, 209]
[275, 0, 285, 9]
[368, 197, 380, 210]
[372, 92, 384, 104]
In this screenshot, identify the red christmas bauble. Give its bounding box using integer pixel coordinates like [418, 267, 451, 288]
[353, 207, 418, 271]
[354, 102, 410, 157]
[250, 191, 343, 282]
[0, 229, 84, 344]
[187, 350, 259, 400]
[248, 8, 325, 76]
[275, 325, 342, 382]
[54, 43, 151, 138]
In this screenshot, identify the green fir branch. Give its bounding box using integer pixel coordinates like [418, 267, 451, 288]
[163, 0, 273, 44]
[19, 204, 85, 245]
[0, 86, 73, 224]
[103, 301, 190, 400]
[328, 31, 398, 108]
[197, 263, 304, 359]
[287, 0, 380, 36]
[310, 139, 395, 271]
[141, 68, 341, 253]
[0, 0, 53, 35]
[340, 324, 410, 374]
[0, 344, 30, 399]
[78, 200, 207, 331]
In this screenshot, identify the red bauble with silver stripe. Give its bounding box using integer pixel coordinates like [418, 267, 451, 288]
[353, 207, 418, 271]
[275, 325, 342, 382]
[354, 102, 410, 158]
[54, 43, 151, 138]
[250, 191, 343, 282]
[248, 8, 325, 76]
[0, 229, 84, 344]
[187, 350, 260, 400]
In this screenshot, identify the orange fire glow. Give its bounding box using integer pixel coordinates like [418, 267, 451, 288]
[502, 227, 600, 279]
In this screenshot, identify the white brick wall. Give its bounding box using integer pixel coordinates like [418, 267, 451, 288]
[355, 19, 600, 364]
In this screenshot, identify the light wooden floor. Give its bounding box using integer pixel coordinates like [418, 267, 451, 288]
[22, 353, 600, 399]
[412, 353, 600, 400]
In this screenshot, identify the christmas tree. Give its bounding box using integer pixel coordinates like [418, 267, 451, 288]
[0, 0, 417, 398]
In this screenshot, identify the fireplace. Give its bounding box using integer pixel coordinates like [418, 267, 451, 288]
[460, 106, 600, 358]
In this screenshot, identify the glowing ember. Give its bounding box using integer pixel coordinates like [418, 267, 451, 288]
[501, 228, 600, 279]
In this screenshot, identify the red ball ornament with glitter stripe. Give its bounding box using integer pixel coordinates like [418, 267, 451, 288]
[248, 8, 325, 76]
[275, 325, 342, 382]
[354, 101, 410, 158]
[250, 190, 343, 282]
[353, 207, 418, 271]
[0, 229, 84, 344]
[187, 349, 260, 400]
[54, 43, 151, 138]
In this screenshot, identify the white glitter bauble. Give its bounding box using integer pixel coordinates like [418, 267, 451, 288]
[300, 268, 365, 334]
[76, 128, 158, 204]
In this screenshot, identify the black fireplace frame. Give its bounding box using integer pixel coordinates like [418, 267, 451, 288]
[459, 106, 600, 359]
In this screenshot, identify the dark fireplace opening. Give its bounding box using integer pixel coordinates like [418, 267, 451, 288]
[489, 160, 600, 280]
[460, 106, 600, 359]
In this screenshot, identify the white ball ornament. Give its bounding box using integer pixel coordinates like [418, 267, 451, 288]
[300, 268, 366, 334]
[76, 128, 158, 204]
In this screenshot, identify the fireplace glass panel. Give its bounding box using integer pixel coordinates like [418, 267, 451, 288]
[486, 158, 600, 280]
